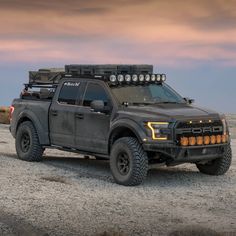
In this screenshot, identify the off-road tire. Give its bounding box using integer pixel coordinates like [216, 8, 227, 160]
[16, 121, 44, 162]
[110, 137, 148, 186]
[196, 144, 232, 175]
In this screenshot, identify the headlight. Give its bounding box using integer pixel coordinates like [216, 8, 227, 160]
[147, 122, 169, 140]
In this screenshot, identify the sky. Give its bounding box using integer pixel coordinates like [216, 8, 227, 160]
[0, 0, 235, 113]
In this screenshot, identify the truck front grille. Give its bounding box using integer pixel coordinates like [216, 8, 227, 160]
[175, 120, 228, 146]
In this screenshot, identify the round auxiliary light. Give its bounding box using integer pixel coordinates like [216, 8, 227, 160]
[197, 136, 203, 145]
[109, 75, 117, 83]
[151, 74, 156, 82]
[210, 135, 216, 144]
[224, 135, 228, 142]
[161, 74, 167, 82]
[189, 137, 196, 146]
[117, 74, 124, 82]
[204, 136, 210, 145]
[180, 137, 188, 146]
[216, 135, 222, 144]
[132, 74, 138, 82]
[222, 134, 227, 143]
[156, 74, 161, 82]
[139, 74, 145, 82]
[125, 74, 131, 82]
[145, 74, 151, 82]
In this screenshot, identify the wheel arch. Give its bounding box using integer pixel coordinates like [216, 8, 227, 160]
[108, 119, 146, 154]
[15, 111, 50, 145]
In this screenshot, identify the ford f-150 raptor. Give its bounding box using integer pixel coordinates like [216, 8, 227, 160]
[9, 64, 232, 186]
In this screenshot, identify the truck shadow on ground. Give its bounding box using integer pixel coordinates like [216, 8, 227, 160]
[42, 155, 221, 187]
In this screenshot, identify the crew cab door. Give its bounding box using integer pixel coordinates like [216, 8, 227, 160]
[75, 82, 112, 154]
[49, 81, 85, 148]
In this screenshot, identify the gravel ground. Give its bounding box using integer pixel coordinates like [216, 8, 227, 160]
[0, 124, 235, 236]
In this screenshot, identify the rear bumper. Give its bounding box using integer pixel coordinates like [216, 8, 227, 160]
[142, 142, 229, 163]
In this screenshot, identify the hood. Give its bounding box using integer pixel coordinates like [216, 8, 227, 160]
[121, 103, 220, 121]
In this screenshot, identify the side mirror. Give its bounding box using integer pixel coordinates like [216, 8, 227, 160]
[91, 100, 105, 112]
[184, 97, 195, 104]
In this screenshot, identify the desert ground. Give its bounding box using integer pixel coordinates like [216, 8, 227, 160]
[0, 116, 235, 236]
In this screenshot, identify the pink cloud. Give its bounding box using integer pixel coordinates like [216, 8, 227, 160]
[0, 0, 236, 67]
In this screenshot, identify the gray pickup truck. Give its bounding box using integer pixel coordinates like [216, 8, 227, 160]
[10, 64, 232, 186]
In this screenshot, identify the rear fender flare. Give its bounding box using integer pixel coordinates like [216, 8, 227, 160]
[15, 110, 50, 145]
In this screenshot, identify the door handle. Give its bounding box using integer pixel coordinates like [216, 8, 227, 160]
[51, 110, 58, 116]
[75, 113, 84, 119]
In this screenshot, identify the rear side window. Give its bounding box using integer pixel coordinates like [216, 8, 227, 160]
[58, 82, 80, 105]
[83, 83, 109, 107]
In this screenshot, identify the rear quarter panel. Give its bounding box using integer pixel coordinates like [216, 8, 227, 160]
[11, 99, 51, 145]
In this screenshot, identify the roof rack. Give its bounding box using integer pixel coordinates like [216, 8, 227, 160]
[28, 64, 154, 85]
[29, 68, 65, 85]
[65, 64, 153, 76]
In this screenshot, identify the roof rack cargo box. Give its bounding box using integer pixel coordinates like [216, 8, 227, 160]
[65, 64, 153, 75]
[29, 68, 65, 84]
[65, 64, 118, 75]
[130, 65, 153, 74]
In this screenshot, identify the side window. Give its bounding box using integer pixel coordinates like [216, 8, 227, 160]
[58, 81, 80, 105]
[83, 83, 109, 107]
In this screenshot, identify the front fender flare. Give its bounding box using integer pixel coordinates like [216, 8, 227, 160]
[109, 118, 147, 144]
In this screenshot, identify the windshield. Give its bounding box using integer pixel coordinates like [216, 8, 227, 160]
[111, 83, 185, 105]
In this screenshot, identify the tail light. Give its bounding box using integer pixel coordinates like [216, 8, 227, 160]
[9, 106, 14, 121]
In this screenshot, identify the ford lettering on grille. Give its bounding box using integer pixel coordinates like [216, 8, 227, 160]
[179, 126, 222, 134]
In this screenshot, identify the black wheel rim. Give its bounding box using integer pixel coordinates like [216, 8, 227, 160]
[117, 152, 130, 175]
[21, 132, 31, 153]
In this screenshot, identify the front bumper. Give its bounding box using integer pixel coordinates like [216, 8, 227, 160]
[142, 141, 229, 164]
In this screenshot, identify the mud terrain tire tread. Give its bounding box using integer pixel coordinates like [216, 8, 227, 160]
[16, 121, 44, 162]
[196, 144, 232, 175]
[110, 137, 148, 186]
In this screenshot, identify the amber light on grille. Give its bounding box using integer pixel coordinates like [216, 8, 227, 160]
[180, 134, 229, 146]
[180, 137, 189, 146]
[196, 136, 203, 145]
[216, 135, 222, 144]
[204, 136, 210, 145]
[189, 137, 196, 146]
[210, 135, 216, 144]
[222, 134, 228, 143]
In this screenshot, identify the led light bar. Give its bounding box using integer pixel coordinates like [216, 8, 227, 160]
[109, 74, 167, 84]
